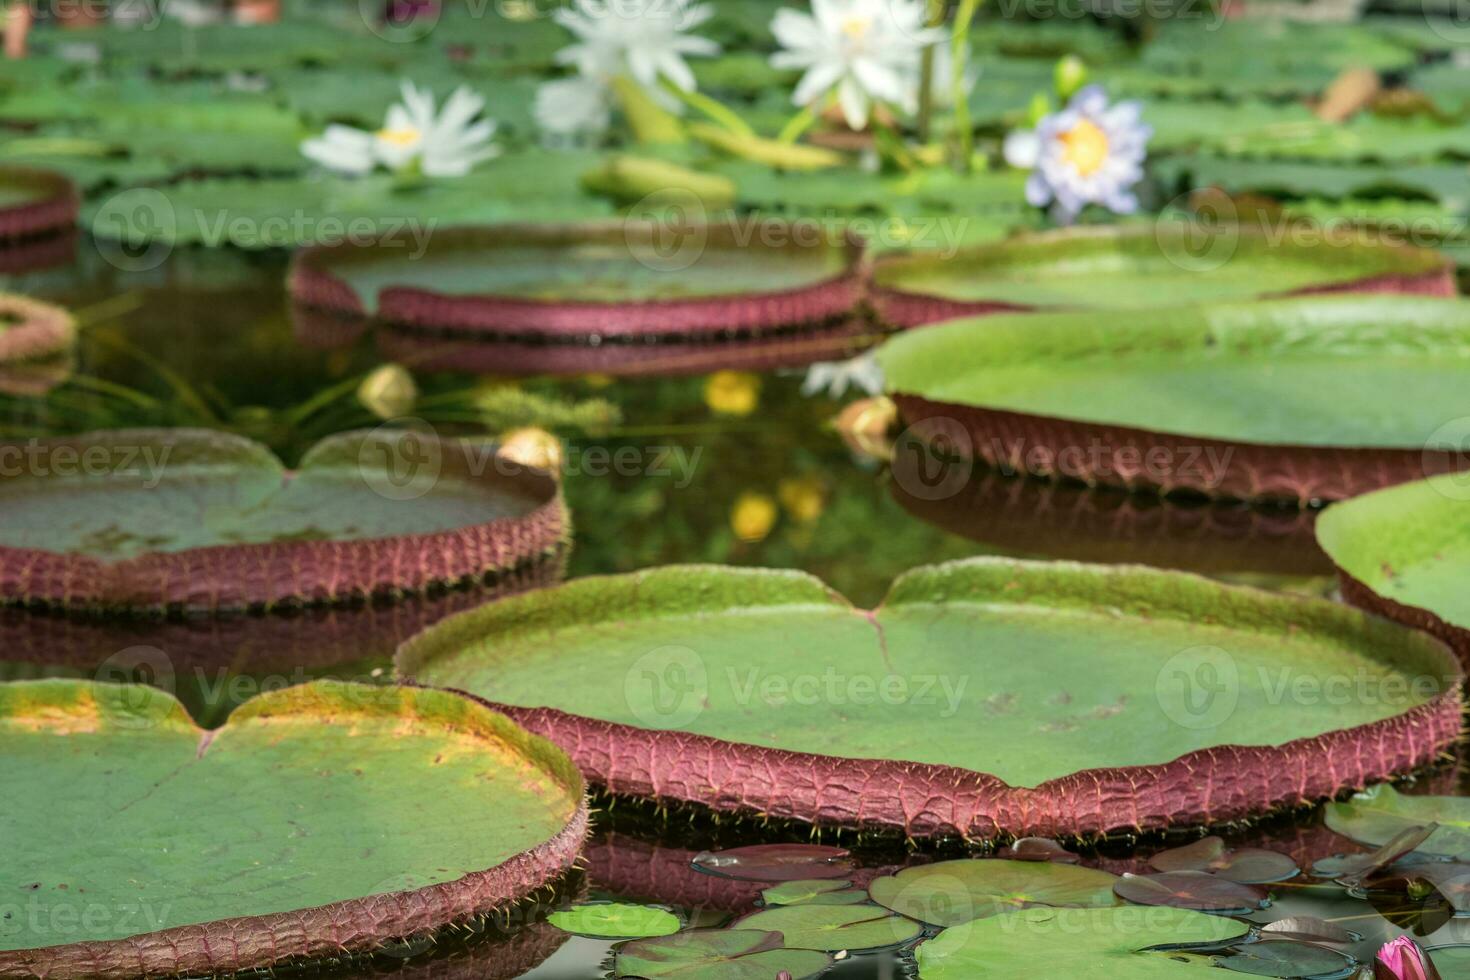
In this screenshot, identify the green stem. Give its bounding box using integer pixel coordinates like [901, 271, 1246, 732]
[952, 0, 983, 172]
[872, 117, 915, 172]
[916, 0, 948, 143]
[611, 75, 686, 145]
[776, 100, 821, 145]
[659, 78, 755, 138]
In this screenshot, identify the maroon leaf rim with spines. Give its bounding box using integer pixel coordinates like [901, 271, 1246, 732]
[288, 221, 868, 342]
[0, 684, 589, 980]
[0, 429, 569, 615]
[0, 167, 80, 242]
[869, 224, 1458, 330]
[892, 394, 1465, 505]
[397, 563, 1464, 841]
[1337, 569, 1470, 669]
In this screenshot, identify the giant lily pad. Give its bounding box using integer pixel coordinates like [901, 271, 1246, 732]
[0, 167, 77, 242]
[870, 224, 1454, 328]
[878, 296, 1470, 504]
[0, 428, 567, 614]
[0, 679, 587, 977]
[396, 558, 1462, 839]
[288, 222, 864, 346]
[1317, 474, 1470, 665]
[913, 905, 1251, 979]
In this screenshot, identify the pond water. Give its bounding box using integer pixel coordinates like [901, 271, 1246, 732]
[6, 239, 1468, 979]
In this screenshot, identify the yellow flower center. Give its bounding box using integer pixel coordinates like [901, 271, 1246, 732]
[1059, 118, 1109, 177]
[376, 126, 422, 147]
[841, 15, 872, 41]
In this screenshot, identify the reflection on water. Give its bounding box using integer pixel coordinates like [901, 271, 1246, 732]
[2, 237, 1462, 978]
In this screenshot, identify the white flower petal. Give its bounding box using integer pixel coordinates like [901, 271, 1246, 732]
[1003, 130, 1041, 170]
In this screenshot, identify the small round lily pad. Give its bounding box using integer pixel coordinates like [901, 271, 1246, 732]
[868, 859, 1121, 927]
[871, 223, 1454, 328]
[1317, 474, 1470, 666]
[0, 679, 587, 977]
[0, 167, 78, 242]
[613, 929, 833, 979]
[0, 428, 567, 614]
[547, 902, 680, 940]
[397, 558, 1462, 839]
[878, 295, 1470, 503]
[289, 221, 865, 347]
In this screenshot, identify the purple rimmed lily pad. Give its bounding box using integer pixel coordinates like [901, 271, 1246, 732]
[0, 428, 567, 614]
[1114, 872, 1268, 913]
[1150, 836, 1299, 883]
[691, 845, 855, 883]
[397, 559, 1463, 840]
[0, 678, 587, 978]
[288, 221, 865, 350]
[0, 167, 78, 243]
[870, 223, 1455, 329]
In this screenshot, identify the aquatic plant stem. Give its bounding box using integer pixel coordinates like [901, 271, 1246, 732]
[916, 0, 948, 143]
[952, 0, 983, 171]
[659, 78, 755, 137]
[777, 101, 821, 144]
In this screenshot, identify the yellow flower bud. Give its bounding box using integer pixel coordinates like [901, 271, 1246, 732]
[731, 492, 778, 543]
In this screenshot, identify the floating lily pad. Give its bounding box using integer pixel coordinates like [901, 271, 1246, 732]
[1217, 939, 1356, 978]
[1317, 475, 1470, 665]
[878, 296, 1470, 503]
[868, 859, 1120, 927]
[396, 558, 1462, 839]
[913, 905, 1251, 979]
[289, 222, 864, 346]
[547, 902, 680, 940]
[1114, 872, 1268, 914]
[0, 428, 567, 614]
[1311, 824, 1439, 883]
[1325, 785, 1470, 858]
[0, 167, 77, 242]
[1009, 837, 1082, 863]
[0, 294, 74, 367]
[871, 224, 1453, 328]
[732, 904, 922, 952]
[761, 880, 867, 906]
[613, 929, 832, 979]
[692, 845, 855, 883]
[0, 679, 586, 977]
[1429, 944, 1470, 977]
[1149, 837, 1299, 884]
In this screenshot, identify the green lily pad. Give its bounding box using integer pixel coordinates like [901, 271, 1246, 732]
[732, 904, 922, 952]
[867, 859, 1120, 927]
[871, 224, 1450, 325]
[1317, 474, 1470, 660]
[1429, 944, 1470, 977]
[913, 905, 1251, 979]
[878, 296, 1470, 502]
[1324, 784, 1470, 858]
[761, 880, 869, 906]
[613, 929, 832, 979]
[0, 428, 566, 614]
[547, 902, 681, 940]
[0, 679, 585, 977]
[396, 558, 1461, 839]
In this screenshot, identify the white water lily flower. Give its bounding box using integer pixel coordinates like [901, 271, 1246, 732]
[801, 351, 885, 399]
[301, 82, 499, 178]
[1004, 84, 1151, 225]
[535, 44, 619, 139]
[770, 0, 946, 130]
[551, 0, 720, 112]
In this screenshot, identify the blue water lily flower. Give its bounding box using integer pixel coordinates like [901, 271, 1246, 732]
[1004, 85, 1152, 225]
